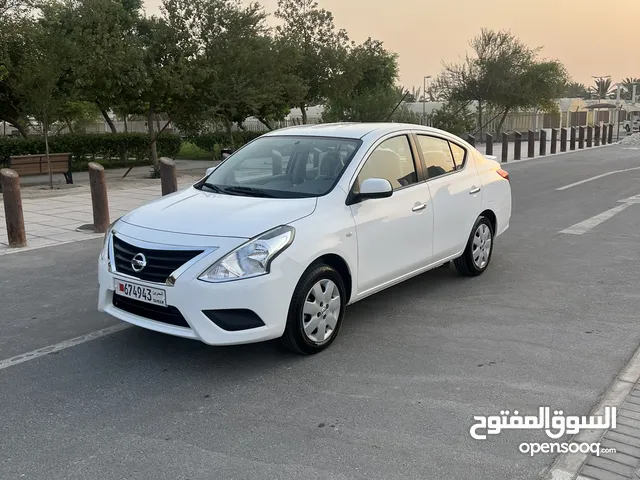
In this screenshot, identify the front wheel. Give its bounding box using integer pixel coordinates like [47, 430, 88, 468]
[281, 264, 347, 355]
[454, 215, 494, 277]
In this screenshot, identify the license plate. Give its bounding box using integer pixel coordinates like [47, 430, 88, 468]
[114, 279, 167, 307]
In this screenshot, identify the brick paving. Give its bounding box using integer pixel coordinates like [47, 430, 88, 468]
[577, 385, 640, 480]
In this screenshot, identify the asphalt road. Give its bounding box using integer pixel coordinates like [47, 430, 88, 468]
[2, 145, 640, 480]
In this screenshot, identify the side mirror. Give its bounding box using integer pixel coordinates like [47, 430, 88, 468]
[359, 178, 393, 199]
[205, 166, 216, 176]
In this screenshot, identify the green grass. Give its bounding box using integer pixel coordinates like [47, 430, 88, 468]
[175, 141, 213, 160]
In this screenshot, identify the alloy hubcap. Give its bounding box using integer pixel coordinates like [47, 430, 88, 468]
[472, 223, 492, 269]
[302, 279, 341, 343]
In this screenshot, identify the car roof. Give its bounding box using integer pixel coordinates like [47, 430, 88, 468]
[260, 122, 457, 140]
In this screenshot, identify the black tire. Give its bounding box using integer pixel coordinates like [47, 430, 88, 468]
[281, 264, 347, 355]
[454, 215, 495, 277]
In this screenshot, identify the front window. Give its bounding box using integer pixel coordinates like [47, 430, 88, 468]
[195, 135, 362, 198]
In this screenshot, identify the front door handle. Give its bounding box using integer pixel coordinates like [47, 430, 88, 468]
[469, 186, 481, 194]
[412, 203, 427, 212]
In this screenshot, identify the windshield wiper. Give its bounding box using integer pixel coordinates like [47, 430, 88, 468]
[220, 186, 277, 198]
[198, 182, 224, 193]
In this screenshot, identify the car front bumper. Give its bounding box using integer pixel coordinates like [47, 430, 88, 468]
[97, 229, 305, 346]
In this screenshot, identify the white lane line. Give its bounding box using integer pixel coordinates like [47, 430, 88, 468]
[560, 204, 632, 235]
[556, 166, 640, 191]
[0, 323, 130, 371]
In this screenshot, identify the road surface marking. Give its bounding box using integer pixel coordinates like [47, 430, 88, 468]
[0, 324, 130, 371]
[560, 204, 631, 235]
[556, 166, 640, 191]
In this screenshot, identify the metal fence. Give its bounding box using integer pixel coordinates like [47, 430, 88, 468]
[0, 110, 617, 138]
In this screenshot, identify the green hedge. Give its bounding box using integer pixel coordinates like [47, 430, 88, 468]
[0, 130, 266, 171]
[188, 131, 263, 155]
[0, 133, 182, 171]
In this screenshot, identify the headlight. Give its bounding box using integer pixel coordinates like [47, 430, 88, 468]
[198, 225, 295, 283]
[100, 219, 118, 260]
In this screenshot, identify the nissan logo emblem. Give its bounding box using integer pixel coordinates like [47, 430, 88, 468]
[131, 253, 147, 272]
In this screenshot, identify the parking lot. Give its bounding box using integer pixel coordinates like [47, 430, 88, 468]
[2, 145, 640, 479]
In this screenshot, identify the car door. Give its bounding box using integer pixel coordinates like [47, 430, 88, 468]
[348, 133, 434, 295]
[413, 133, 483, 261]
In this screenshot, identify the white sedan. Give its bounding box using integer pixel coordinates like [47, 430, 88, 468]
[98, 123, 511, 354]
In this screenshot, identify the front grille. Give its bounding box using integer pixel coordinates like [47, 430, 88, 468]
[112, 234, 204, 283]
[112, 292, 190, 329]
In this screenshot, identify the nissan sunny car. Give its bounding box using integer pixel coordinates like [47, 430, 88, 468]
[98, 122, 512, 354]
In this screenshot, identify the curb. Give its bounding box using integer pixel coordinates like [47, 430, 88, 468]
[540, 345, 640, 479]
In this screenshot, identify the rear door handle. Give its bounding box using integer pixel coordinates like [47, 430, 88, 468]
[412, 203, 427, 212]
[469, 186, 481, 194]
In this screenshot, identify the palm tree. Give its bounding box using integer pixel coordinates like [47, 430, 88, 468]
[591, 78, 614, 99]
[621, 77, 640, 101]
[562, 81, 590, 98]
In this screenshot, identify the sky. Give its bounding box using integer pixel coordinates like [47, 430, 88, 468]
[144, 0, 638, 90]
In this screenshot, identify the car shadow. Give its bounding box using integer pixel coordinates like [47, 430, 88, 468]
[107, 264, 466, 372]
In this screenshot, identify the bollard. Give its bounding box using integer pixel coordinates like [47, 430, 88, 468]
[560, 128, 567, 152]
[594, 125, 600, 146]
[159, 157, 178, 196]
[514, 132, 522, 160]
[467, 134, 475, 147]
[1, 168, 27, 247]
[88, 162, 110, 234]
[528, 130, 535, 158]
[501, 133, 508, 163]
[570, 127, 576, 150]
[602, 124, 607, 145]
[540, 129, 547, 156]
[579, 126, 585, 149]
[551, 129, 558, 154]
[486, 133, 493, 155]
[608, 123, 613, 143]
[587, 126, 593, 147]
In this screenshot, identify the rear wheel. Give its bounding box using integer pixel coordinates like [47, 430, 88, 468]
[454, 216, 494, 277]
[281, 264, 346, 355]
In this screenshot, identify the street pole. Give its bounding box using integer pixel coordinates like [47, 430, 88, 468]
[422, 77, 426, 125]
[422, 75, 431, 126]
[616, 84, 622, 141]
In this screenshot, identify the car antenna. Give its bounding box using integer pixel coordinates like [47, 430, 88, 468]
[382, 91, 410, 122]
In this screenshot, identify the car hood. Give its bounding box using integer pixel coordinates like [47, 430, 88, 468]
[120, 186, 317, 238]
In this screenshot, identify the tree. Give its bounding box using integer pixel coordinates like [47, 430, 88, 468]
[431, 101, 476, 136]
[322, 38, 400, 122]
[591, 78, 614, 99]
[54, 100, 102, 133]
[274, 0, 349, 123]
[562, 81, 590, 98]
[439, 29, 568, 136]
[0, 13, 33, 136]
[134, 3, 204, 172]
[621, 77, 640, 101]
[12, 8, 73, 187]
[60, 0, 145, 133]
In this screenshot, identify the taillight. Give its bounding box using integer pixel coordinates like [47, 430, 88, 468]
[497, 169, 509, 181]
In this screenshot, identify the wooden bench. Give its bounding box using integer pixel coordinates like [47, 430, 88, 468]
[8, 153, 73, 184]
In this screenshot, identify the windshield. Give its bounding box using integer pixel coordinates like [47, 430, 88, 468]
[194, 135, 362, 198]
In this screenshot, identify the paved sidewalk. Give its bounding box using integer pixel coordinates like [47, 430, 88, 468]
[0, 174, 204, 255]
[576, 384, 640, 480]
